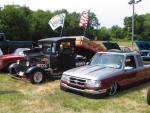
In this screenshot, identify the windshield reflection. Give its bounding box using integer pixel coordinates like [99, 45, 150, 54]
[90, 53, 124, 69]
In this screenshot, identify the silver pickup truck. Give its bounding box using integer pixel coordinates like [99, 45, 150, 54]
[60, 51, 150, 96]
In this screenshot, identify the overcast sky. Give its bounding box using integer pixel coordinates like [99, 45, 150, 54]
[1, 0, 150, 28]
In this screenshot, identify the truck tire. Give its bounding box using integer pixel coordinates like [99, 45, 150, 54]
[30, 69, 45, 84]
[107, 82, 118, 96]
[6, 62, 15, 72]
[147, 87, 150, 105]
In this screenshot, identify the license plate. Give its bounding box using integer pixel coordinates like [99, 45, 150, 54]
[18, 71, 24, 76]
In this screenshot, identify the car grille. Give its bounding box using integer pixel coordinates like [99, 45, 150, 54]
[69, 77, 86, 86]
[19, 60, 27, 66]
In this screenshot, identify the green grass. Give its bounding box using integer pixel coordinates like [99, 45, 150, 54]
[0, 73, 150, 113]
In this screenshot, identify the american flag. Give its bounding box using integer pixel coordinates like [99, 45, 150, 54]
[79, 10, 89, 28]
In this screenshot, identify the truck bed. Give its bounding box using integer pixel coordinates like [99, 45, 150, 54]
[73, 36, 106, 59]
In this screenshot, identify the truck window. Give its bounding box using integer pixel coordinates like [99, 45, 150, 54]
[125, 56, 136, 68]
[135, 55, 143, 67]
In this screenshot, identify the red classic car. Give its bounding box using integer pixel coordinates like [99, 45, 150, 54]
[0, 48, 3, 56]
[0, 48, 30, 71]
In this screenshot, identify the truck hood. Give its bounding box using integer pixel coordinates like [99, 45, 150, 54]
[0, 54, 23, 59]
[63, 65, 122, 80]
[23, 48, 44, 57]
[135, 41, 150, 51]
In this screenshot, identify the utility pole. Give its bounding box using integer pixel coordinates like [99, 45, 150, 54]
[128, 0, 142, 50]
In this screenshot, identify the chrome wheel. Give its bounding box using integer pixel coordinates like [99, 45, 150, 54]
[33, 71, 43, 84]
[147, 87, 150, 105]
[108, 82, 118, 96]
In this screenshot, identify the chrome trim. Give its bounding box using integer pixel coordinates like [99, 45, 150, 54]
[61, 83, 107, 95]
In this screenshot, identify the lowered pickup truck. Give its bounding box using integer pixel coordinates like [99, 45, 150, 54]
[60, 51, 150, 96]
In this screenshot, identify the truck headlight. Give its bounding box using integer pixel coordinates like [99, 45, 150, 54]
[86, 80, 101, 88]
[61, 74, 70, 82]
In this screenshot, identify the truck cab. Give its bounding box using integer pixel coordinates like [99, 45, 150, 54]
[38, 37, 76, 72]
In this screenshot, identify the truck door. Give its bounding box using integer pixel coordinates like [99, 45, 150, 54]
[135, 55, 146, 81]
[122, 55, 138, 85]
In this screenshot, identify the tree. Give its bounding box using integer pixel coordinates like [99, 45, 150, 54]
[111, 25, 126, 40]
[97, 27, 111, 41]
[30, 10, 54, 41]
[124, 14, 150, 41]
[0, 5, 32, 40]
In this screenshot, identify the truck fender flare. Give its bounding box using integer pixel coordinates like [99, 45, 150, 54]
[26, 66, 46, 76]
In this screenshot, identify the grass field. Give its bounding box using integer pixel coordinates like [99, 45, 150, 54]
[0, 73, 150, 113]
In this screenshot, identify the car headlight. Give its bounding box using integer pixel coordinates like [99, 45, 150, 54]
[86, 80, 101, 88]
[61, 74, 70, 82]
[0, 59, 3, 65]
[17, 60, 20, 64]
[26, 61, 30, 66]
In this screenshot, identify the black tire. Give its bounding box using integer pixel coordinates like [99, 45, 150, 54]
[147, 87, 150, 105]
[30, 69, 45, 84]
[107, 82, 118, 96]
[6, 63, 14, 72]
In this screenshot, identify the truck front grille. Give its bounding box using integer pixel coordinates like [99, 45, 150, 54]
[19, 60, 26, 66]
[69, 77, 86, 86]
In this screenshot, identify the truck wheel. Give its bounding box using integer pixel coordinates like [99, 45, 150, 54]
[107, 82, 118, 96]
[6, 63, 14, 72]
[30, 70, 45, 84]
[147, 87, 150, 105]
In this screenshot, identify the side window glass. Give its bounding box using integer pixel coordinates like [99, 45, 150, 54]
[135, 55, 143, 67]
[125, 56, 136, 68]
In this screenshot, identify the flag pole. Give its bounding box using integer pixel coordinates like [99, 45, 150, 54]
[83, 26, 87, 36]
[60, 13, 66, 37]
[60, 27, 63, 37]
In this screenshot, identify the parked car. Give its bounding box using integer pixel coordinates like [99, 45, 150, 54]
[135, 41, 150, 61]
[0, 48, 3, 56]
[0, 48, 30, 71]
[60, 51, 150, 96]
[9, 36, 105, 84]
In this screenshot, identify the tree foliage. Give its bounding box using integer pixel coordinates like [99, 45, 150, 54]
[0, 5, 150, 41]
[0, 5, 100, 41]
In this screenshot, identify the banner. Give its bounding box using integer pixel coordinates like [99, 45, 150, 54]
[48, 13, 66, 30]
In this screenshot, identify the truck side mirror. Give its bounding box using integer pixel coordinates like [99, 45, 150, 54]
[124, 66, 133, 71]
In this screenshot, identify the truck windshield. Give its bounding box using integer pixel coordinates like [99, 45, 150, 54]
[90, 53, 124, 69]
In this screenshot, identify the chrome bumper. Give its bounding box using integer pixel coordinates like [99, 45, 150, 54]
[61, 83, 107, 95]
